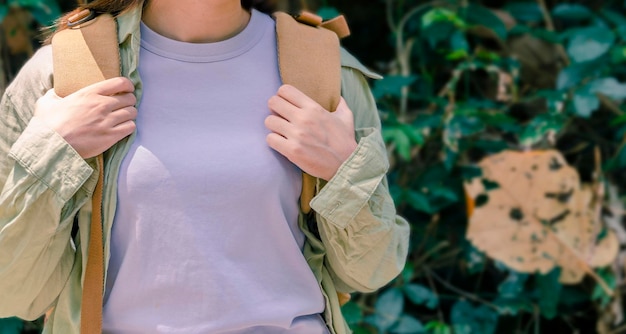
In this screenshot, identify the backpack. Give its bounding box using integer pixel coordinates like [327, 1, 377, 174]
[51, 8, 351, 333]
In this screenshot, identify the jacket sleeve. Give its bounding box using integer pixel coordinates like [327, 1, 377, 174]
[310, 64, 410, 293]
[0, 46, 97, 320]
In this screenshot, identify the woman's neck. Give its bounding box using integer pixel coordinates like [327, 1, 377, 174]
[141, 0, 251, 43]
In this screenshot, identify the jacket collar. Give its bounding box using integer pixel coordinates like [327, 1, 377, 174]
[116, 4, 143, 45]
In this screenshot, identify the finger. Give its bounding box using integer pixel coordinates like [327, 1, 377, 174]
[264, 114, 293, 138]
[110, 92, 137, 109]
[80, 77, 134, 96]
[266, 132, 293, 160]
[108, 107, 138, 126]
[276, 84, 319, 110]
[267, 96, 298, 122]
[95, 93, 136, 113]
[110, 119, 136, 138]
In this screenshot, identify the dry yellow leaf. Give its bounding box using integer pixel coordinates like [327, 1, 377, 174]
[465, 150, 618, 294]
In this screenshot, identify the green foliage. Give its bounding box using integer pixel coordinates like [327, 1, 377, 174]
[0, 318, 23, 334]
[326, 0, 626, 332]
[0, 0, 61, 25]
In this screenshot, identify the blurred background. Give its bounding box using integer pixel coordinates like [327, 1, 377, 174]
[1, 0, 626, 333]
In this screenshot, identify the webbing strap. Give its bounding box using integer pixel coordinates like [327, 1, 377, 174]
[52, 12, 120, 98]
[273, 12, 342, 214]
[51, 12, 119, 333]
[80, 154, 104, 334]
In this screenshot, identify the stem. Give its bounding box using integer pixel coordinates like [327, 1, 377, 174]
[385, 0, 396, 34]
[534, 306, 540, 334]
[414, 241, 450, 268]
[393, 2, 438, 119]
[536, 0, 570, 66]
[426, 267, 500, 311]
[425, 269, 446, 323]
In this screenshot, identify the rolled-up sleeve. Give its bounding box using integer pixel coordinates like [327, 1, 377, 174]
[310, 65, 410, 293]
[0, 47, 97, 319]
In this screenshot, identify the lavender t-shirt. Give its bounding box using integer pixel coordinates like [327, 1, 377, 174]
[102, 10, 328, 333]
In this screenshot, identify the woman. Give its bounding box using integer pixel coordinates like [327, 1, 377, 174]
[0, 0, 410, 333]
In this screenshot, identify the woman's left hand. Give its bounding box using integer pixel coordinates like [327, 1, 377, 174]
[265, 84, 358, 181]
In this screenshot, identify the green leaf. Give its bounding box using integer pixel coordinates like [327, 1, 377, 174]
[519, 113, 566, 146]
[498, 271, 529, 298]
[465, 4, 508, 40]
[430, 186, 459, 202]
[556, 62, 600, 90]
[477, 112, 520, 133]
[10, 0, 61, 26]
[450, 30, 469, 52]
[465, 243, 486, 274]
[317, 6, 340, 20]
[493, 270, 532, 315]
[391, 315, 425, 333]
[444, 111, 485, 151]
[407, 190, 432, 213]
[372, 75, 417, 100]
[413, 114, 443, 130]
[0, 318, 23, 334]
[374, 288, 405, 332]
[446, 49, 469, 61]
[422, 8, 465, 29]
[566, 27, 615, 63]
[341, 301, 364, 325]
[400, 124, 425, 145]
[610, 113, 626, 126]
[493, 296, 534, 315]
[610, 45, 626, 63]
[404, 284, 439, 309]
[586, 77, 626, 100]
[443, 147, 458, 171]
[572, 92, 600, 117]
[424, 21, 458, 48]
[552, 4, 593, 22]
[505, 3, 543, 23]
[451, 300, 499, 334]
[352, 325, 372, 334]
[471, 140, 509, 153]
[460, 166, 482, 180]
[383, 127, 412, 161]
[535, 269, 562, 319]
[425, 321, 452, 334]
[401, 262, 415, 283]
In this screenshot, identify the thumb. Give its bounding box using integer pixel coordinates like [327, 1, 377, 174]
[34, 89, 61, 116]
[42, 88, 61, 100]
[334, 97, 354, 125]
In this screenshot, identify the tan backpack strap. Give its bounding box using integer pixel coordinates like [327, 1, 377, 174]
[51, 11, 119, 332]
[80, 154, 105, 333]
[52, 12, 120, 98]
[273, 11, 343, 214]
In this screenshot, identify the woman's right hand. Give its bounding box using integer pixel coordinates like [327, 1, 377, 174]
[34, 77, 137, 159]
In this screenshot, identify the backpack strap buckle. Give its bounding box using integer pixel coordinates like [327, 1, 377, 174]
[294, 11, 351, 39]
[67, 9, 95, 27]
